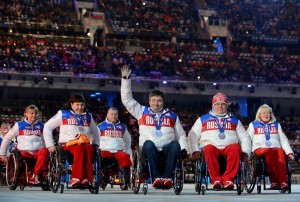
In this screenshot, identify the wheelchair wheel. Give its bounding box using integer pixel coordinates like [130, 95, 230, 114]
[245, 154, 258, 193]
[195, 154, 206, 195]
[99, 170, 107, 190]
[194, 159, 202, 194]
[89, 145, 101, 194]
[131, 149, 143, 194]
[173, 158, 184, 195]
[49, 146, 62, 193]
[20, 183, 25, 191]
[41, 183, 50, 191]
[142, 183, 148, 195]
[6, 150, 21, 190]
[286, 159, 292, 194]
[99, 156, 108, 190]
[0, 164, 6, 186]
[120, 167, 130, 190]
[236, 160, 243, 195]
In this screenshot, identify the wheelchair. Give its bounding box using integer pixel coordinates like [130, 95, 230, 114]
[131, 147, 184, 195]
[194, 152, 246, 195]
[99, 156, 131, 191]
[244, 153, 292, 194]
[0, 161, 6, 186]
[5, 149, 50, 191]
[48, 144, 100, 194]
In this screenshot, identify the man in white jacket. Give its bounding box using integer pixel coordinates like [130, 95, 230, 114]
[97, 107, 132, 187]
[121, 66, 188, 188]
[188, 93, 251, 190]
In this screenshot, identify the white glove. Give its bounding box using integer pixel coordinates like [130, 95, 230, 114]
[121, 65, 132, 79]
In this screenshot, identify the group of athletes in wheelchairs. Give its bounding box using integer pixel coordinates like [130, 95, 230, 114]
[0, 66, 295, 195]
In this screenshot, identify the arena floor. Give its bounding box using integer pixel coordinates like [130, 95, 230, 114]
[0, 183, 299, 202]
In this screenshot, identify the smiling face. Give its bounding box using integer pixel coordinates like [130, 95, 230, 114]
[25, 109, 38, 124]
[71, 102, 85, 114]
[149, 95, 164, 112]
[213, 102, 227, 114]
[259, 108, 271, 123]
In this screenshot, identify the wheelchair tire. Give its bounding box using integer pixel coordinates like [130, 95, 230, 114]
[287, 160, 292, 194]
[237, 184, 242, 195]
[41, 183, 50, 191]
[257, 185, 261, 194]
[142, 184, 148, 195]
[120, 167, 130, 191]
[201, 185, 205, 195]
[99, 169, 107, 191]
[20, 183, 25, 191]
[49, 146, 62, 193]
[194, 160, 201, 194]
[245, 154, 258, 193]
[198, 154, 207, 195]
[90, 146, 101, 194]
[0, 164, 6, 186]
[60, 184, 64, 193]
[173, 157, 184, 195]
[6, 150, 21, 190]
[132, 149, 142, 194]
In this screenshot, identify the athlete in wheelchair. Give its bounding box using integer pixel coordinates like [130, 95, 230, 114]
[131, 142, 186, 195]
[0, 122, 11, 186]
[0, 105, 50, 190]
[245, 104, 294, 194]
[43, 94, 101, 194]
[188, 93, 251, 195]
[121, 66, 188, 195]
[192, 148, 248, 195]
[97, 107, 132, 191]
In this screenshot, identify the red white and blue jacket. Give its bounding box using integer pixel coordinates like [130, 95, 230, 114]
[0, 118, 45, 155]
[121, 78, 188, 152]
[98, 118, 131, 156]
[247, 120, 293, 154]
[43, 110, 100, 147]
[188, 111, 251, 156]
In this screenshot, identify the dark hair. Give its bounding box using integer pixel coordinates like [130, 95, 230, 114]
[149, 90, 165, 102]
[64, 94, 86, 110]
[108, 107, 118, 113]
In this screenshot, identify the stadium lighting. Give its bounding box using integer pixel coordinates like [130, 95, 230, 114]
[163, 81, 167, 84]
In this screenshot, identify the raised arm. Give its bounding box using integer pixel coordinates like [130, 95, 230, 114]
[120, 66, 144, 120]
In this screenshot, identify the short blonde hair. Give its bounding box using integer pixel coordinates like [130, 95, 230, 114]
[23, 105, 39, 119]
[255, 104, 276, 122]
